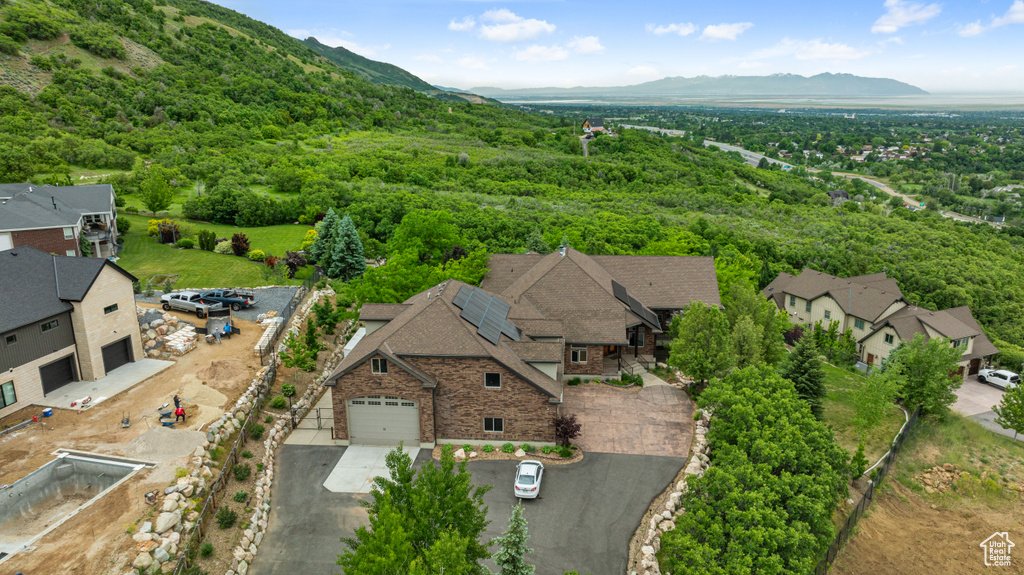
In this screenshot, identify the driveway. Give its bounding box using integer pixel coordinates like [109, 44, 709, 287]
[953, 376, 1017, 439]
[561, 384, 693, 457]
[250, 445, 684, 575]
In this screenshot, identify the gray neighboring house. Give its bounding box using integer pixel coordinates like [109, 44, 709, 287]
[0, 246, 143, 419]
[0, 183, 120, 258]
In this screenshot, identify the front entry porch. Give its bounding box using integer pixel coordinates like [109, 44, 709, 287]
[601, 345, 655, 377]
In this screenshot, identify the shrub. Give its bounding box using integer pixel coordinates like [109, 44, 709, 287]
[132, 280, 141, 294]
[215, 506, 237, 529]
[198, 230, 216, 251]
[502, 442, 515, 454]
[143, 281, 155, 297]
[69, 23, 126, 59]
[247, 423, 265, 440]
[241, 450, 254, 459]
[176, 238, 194, 249]
[264, 415, 274, 423]
[209, 447, 224, 462]
[233, 491, 248, 503]
[231, 233, 250, 256]
[247, 249, 266, 262]
[281, 383, 296, 397]
[199, 542, 214, 558]
[462, 444, 473, 452]
[232, 464, 251, 482]
[554, 413, 582, 447]
[117, 216, 131, 235]
[256, 463, 264, 473]
[483, 445, 494, 453]
[213, 240, 233, 254]
[541, 446, 553, 454]
[0, 5, 65, 41]
[567, 377, 582, 386]
[558, 446, 573, 458]
[163, 278, 174, 294]
[175, 467, 189, 478]
[0, 33, 20, 57]
[521, 444, 534, 453]
[270, 396, 287, 409]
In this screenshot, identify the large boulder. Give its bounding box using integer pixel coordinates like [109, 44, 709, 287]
[154, 511, 180, 534]
[133, 553, 153, 570]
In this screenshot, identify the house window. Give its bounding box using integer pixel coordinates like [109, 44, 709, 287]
[41, 319, 59, 332]
[854, 319, 865, 330]
[63, 227, 74, 240]
[789, 295, 796, 308]
[1, 381, 15, 409]
[884, 333, 895, 345]
[824, 310, 831, 320]
[104, 303, 118, 314]
[484, 373, 501, 388]
[484, 417, 504, 433]
[805, 302, 812, 313]
[66, 250, 76, 257]
[629, 330, 645, 348]
[371, 358, 388, 374]
[570, 345, 588, 363]
[4, 334, 15, 345]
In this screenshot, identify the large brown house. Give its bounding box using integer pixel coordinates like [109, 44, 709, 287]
[326, 247, 719, 447]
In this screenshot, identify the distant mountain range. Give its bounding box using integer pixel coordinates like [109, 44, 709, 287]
[301, 37, 436, 91]
[469, 73, 928, 100]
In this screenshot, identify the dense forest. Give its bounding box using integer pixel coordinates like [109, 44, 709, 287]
[2, 0, 1024, 355]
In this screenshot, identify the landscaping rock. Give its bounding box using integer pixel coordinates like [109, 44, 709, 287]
[161, 499, 177, 512]
[154, 511, 180, 534]
[641, 545, 655, 556]
[514, 448, 526, 457]
[132, 532, 153, 543]
[140, 521, 153, 534]
[470, 451, 478, 458]
[133, 553, 153, 570]
[238, 561, 248, 575]
[454, 448, 466, 460]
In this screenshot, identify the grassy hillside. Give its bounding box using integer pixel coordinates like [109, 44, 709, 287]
[301, 36, 434, 91]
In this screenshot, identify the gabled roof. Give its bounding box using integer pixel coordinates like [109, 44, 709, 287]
[937, 306, 999, 359]
[0, 246, 138, 333]
[865, 305, 981, 345]
[0, 184, 114, 232]
[359, 303, 410, 321]
[762, 268, 905, 322]
[328, 280, 562, 399]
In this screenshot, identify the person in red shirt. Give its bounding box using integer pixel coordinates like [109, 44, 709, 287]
[175, 406, 186, 423]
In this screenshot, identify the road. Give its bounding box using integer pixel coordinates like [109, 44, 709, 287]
[702, 140, 793, 169]
[953, 376, 1020, 440]
[580, 135, 589, 157]
[620, 124, 688, 138]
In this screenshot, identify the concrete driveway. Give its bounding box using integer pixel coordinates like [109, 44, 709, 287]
[953, 376, 1017, 439]
[561, 384, 693, 457]
[250, 445, 684, 575]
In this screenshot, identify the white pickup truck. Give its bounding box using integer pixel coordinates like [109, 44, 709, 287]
[978, 369, 1020, 390]
[160, 291, 224, 318]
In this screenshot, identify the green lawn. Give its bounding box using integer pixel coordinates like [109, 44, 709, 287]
[822, 364, 907, 463]
[116, 215, 310, 288]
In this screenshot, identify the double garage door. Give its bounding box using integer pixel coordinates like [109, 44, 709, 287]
[347, 396, 419, 446]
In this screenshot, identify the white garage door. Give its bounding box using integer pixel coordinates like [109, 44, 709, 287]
[347, 396, 420, 446]
[0, 233, 12, 251]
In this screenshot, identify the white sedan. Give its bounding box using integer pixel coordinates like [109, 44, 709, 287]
[979, 369, 1020, 390]
[514, 460, 544, 499]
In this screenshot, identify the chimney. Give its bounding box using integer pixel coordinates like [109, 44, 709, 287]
[559, 246, 566, 257]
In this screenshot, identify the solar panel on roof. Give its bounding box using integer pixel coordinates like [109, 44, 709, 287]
[628, 296, 644, 316]
[452, 285, 472, 309]
[500, 320, 521, 341]
[612, 280, 628, 304]
[452, 286, 522, 344]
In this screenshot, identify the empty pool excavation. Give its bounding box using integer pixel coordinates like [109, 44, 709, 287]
[0, 451, 153, 562]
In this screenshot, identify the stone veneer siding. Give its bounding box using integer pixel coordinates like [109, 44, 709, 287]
[415, 356, 557, 443]
[10, 227, 79, 256]
[563, 343, 604, 375]
[331, 353, 436, 445]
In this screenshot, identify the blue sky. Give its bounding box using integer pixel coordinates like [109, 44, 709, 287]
[213, 0, 1024, 92]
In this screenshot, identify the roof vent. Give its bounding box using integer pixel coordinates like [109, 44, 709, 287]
[559, 246, 566, 257]
[52, 196, 57, 209]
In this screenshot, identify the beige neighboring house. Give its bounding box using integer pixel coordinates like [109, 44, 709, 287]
[0, 246, 143, 419]
[764, 268, 998, 378]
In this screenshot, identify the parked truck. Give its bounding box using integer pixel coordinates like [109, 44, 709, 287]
[199, 288, 257, 311]
[160, 291, 224, 318]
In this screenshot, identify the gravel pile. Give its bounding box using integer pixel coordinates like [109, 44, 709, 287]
[134, 286, 301, 323]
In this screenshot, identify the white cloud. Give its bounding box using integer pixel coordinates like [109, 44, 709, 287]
[458, 55, 489, 70]
[700, 22, 753, 41]
[515, 44, 569, 62]
[878, 36, 904, 47]
[477, 9, 555, 42]
[448, 16, 476, 32]
[993, 0, 1024, 27]
[645, 22, 697, 36]
[794, 40, 863, 60]
[958, 21, 986, 37]
[871, 0, 941, 34]
[414, 54, 443, 63]
[568, 36, 604, 54]
[996, 64, 1019, 73]
[627, 65, 659, 77]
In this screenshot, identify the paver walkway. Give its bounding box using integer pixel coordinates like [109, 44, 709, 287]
[561, 382, 693, 457]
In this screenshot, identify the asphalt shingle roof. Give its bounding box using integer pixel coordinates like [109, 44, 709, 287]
[359, 303, 410, 321]
[762, 268, 905, 322]
[0, 246, 136, 333]
[0, 184, 114, 232]
[944, 306, 999, 359]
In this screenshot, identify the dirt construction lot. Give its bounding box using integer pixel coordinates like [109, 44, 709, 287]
[0, 304, 266, 575]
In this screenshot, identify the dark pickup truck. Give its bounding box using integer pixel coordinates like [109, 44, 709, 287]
[199, 288, 257, 311]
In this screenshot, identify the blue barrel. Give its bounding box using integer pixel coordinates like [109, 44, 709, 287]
[42, 408, 53, 417]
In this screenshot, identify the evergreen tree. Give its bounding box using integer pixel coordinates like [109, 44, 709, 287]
[779, 335, 827, 420]
[329, 214, 366, 280]
[308, 208, 339, 266]
[493, 503, 535, 575]
[524, 229, 550, 254]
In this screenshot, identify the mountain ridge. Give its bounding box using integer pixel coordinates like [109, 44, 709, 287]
[469, 72, 928, 99]
[300, 37, 436, 92]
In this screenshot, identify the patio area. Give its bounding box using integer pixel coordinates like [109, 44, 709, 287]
[35, 359, 174, 409]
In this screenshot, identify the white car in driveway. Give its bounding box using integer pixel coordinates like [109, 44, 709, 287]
[514, 460, 544, 499]
[978, 369, 1020, 390]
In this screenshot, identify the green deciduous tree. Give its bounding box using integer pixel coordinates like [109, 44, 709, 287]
[340, 445, 492, 574]
[731, 316, 763, 369]
[779, 334, 827, 420]
[492, 503, 535, 575]
[993, 384, 1024, 442]
[724, 282, 788, 366]
[853, 366, 904, 434]
[887, 334, 963, 416]
[140, 170, 173, 215]
[668, 302, 732, 385]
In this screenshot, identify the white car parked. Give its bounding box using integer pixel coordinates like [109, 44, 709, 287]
[978, 369, 1020, 390]
[514, 460, 544, 499]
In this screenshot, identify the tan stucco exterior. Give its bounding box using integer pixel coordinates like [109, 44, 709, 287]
[69, 266, 143, 380]
[0, 346, 77, 419]
[860, 325, 901, 367]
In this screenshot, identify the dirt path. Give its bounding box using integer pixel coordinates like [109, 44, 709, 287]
[0, 305, 268, 574]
